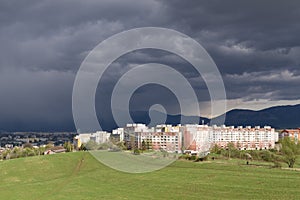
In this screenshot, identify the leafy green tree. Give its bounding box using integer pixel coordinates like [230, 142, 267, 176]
[11, 147, 22, 158]
[145, 139, 152, 150]
[116, 141, 126, 150]
[260, 150, 274, 162]
[3, 150, 11, 160]
[133, 149, 141, 155]
[22, 147, 35, 157]
[227, 142, 236, 159]
[130, 135, 136, 150]
[45, 142, 54, 150]
[141, 140, 146, 151]
[79, 144, 87, 151]
[33, 147, 39, 156]
[37, 146, 45, 155]
[210, 144, 221, 154]
[63, 141, 74, 152]
[98, 142, 111, 150]
[85, 140, 99, 150]
[280, 137, 300, 168]
[236, 142, 241, 150]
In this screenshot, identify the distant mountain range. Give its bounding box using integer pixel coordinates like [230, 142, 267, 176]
[131, 104, 300, 130]
[213, 104, 300, 129]
[1, 104, 299, 133]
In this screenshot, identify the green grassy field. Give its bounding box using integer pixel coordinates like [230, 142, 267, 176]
[0, 152, 299, 200]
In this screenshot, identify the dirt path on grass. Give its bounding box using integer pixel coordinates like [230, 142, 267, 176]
[36, 154, 86, 200]
[282, 167, 300, 171]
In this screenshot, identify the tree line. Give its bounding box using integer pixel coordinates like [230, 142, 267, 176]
[210, 137, 300, 168]
[0, 141, 74, 160]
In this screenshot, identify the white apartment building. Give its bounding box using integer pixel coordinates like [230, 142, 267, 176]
[97, 124, 279, 154]
[74, 131, 111, 148]
[121, 124, 182, 152]
[112, 128, 124, 141]
[152, 125, 182, 153]
[182, 124, 211, 154]
[210, 125, 278, 150]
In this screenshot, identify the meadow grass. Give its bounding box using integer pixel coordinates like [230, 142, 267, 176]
[0, 152, 299, 200]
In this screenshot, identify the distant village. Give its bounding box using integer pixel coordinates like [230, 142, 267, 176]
[0, 124, 299, 159]
[0, 132, 77, 158]
[0, 132, 77, 148]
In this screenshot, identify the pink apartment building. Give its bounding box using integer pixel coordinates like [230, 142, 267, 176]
[116, 124, 278, 153]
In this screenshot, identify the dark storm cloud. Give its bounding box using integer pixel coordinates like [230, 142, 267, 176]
[160, 0, 300, 73]
[0, 0, 299, 131]
[157, 0, 300, 103]
[0, 0, 163, 72]
[0, 69, 74, 131]
[224, 69, 300, 101]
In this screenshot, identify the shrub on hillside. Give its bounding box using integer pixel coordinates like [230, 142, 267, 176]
[179, 154, 189, 160]
[85, 140, 99, 150]
[280, 137, 300, 168]
[195, 156, 208, 162]
[272, 161, 282, 168]
[210, 144, 222, 154]
[190, 155, 197, 160]
[249, 150, 261, 160]
[133, 149, 141, 155]
[260, 150, 274, 162]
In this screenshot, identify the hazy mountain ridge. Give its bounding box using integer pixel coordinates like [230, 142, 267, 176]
[139, 104, 300, 130]
[1, 104, 299, 132]
[216, 104, 300, 129]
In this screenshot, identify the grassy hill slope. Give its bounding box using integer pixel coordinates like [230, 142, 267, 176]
[0, 152, 300, 199]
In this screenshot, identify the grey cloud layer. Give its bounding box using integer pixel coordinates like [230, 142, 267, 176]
[0, 0, 299, 130]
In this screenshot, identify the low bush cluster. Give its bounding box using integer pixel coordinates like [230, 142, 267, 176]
[0, 146, 45, 160]
[209, 142, 300, 168]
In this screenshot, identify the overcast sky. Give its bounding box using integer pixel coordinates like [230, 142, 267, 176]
[0, 0, 300, 131]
